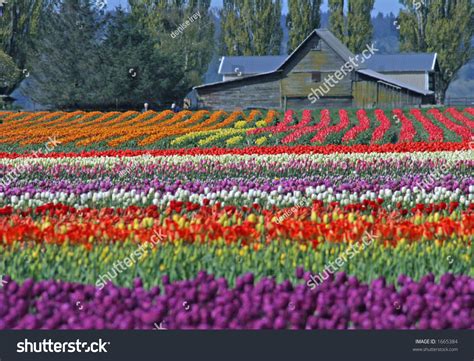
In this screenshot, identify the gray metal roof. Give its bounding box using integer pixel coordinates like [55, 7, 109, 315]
[218, 56, 287, 75]
[362, 53, 437, 72]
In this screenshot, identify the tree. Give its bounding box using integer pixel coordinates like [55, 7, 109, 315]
[398, 0, 473, 101]
[328, 0, 344, 42]
[220, 0, 282, 55]
[346, 0, 375, 53]
[220, 0, 252, 55]
[0, 50, 20, 93]
[252, 0, 282, 55]
[0, 0, 43, 93]
[26, 0, 184, 109]
[129, 0, 215, 88]
[287, 0, 322, 53]
[101, 9, 185, 108]
[25, 0, 105, 109]
[328, 0, 375, 53]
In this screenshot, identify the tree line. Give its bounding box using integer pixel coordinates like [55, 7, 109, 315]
[0, 0, 472, 109]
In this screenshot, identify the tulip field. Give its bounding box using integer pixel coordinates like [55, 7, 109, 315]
[0, 107, 473, 329]
[0, 107, 473, 151]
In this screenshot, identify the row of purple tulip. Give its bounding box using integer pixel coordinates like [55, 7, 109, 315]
[1, 272, 472, 330]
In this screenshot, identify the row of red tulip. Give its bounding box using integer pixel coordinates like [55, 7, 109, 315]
[371, 109, 391, 143]
[281, 110, 313, 143]
[249, 109, 295, 136]
[445, 108, 474, 129]
[342, 109, 371, 142]
[410, 109, 444, 142]
[427, 109, 471, 142]
[312, 110, 350, 143]
[393, 109, 416, 142]
[246, 108, 470, 146]
[0, 142, 470, 159]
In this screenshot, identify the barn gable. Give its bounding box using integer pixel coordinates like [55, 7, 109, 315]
[279, 29, 357, 108]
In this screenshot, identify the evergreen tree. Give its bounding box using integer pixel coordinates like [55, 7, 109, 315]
[220, 0, 282, 55]
[0, 50, 20, 94]
[328, 0, 344, 42]
[250, 0, 282, 55]
[0, 0, 43, 93]
[398, 0, 473, 101]
[346, 0, 375, 53]
[129, 0, 215, 87]
[25, 0, 106, 108]
[372, 12, 399, 54]
[269, 0, 283, 55]
[26, 1, 183, 109]
[100, 8, 184, 108]
[287, 0, 322, 53]
[220, 0, 252, 55]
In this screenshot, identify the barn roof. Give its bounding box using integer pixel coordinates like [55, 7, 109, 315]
[218, 56, 286, 75]
[281, 28, 361, 70]
[362, 53, 438, 72]
[195, 29, 432, 95]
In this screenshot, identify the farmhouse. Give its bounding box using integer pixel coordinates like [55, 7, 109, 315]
[193, 29, 438, 110]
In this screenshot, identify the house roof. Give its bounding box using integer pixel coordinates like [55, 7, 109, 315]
[218, 56, 286, 75]
[362, 53, 438, 72]
[195, 29, 432, 95]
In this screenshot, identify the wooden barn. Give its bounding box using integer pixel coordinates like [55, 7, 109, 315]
[192, 29, 435, 110]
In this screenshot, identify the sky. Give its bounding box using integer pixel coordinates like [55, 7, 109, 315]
[107, 0, 403, 15]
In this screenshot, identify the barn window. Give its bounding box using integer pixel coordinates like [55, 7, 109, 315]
[312, 40, 322, 51]
[311, 72, 322, 82]
[429, 73, 435, 91]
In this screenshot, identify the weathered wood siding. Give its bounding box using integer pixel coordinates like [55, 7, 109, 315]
[378, 71, 428, 92]
[352, 81, 377, 107]
[287, 96, 352, 109]
[353, 79, 422, 108]
[196, 74, 281, 110]
[281, 36, 353, 101]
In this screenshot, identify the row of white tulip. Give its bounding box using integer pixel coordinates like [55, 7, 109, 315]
[0, 150, 472, 168]
[1, 185, 472, 210]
